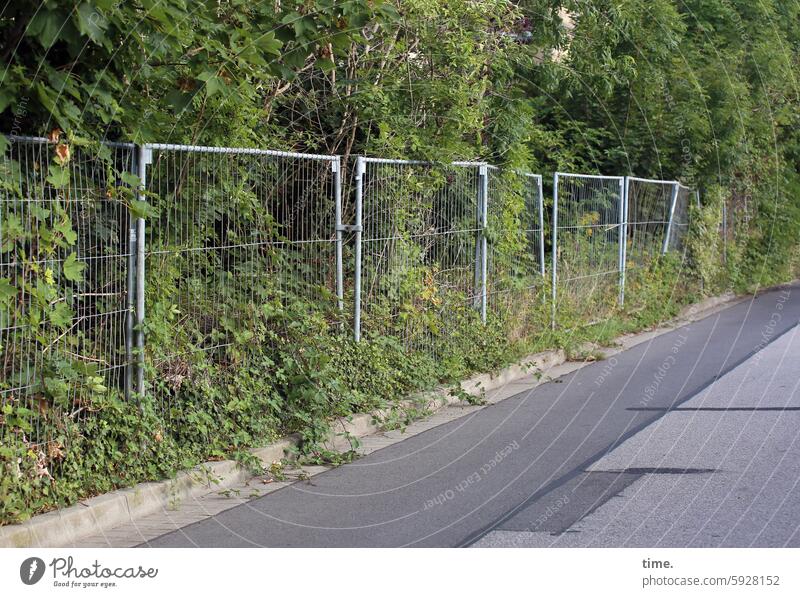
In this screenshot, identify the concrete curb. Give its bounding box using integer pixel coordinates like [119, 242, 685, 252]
[0, 286, 769, 548]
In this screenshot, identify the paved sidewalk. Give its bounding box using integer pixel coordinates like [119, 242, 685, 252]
[74, 399, 513, 547]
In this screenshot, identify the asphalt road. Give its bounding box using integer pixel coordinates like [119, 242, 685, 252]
[474, 319, 800, 547]
[143, 283, 800, 547]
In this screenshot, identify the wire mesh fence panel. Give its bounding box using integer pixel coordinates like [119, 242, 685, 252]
[486, 168, 546, 340]
[356, 158, 482, 356]
[666, 184, 691, 254]
[1, 136, 136, 476]
[625, 177, 675, 270]
[552, 173, 623, 326]
[143, 145, 340, 423]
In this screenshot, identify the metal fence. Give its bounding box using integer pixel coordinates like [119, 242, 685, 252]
[624, 177, 676, 267]
[2, 131, 700, 469]
[352, 157, 485, 354]
[485, 169, 546, 339]
[666, 184, 692, 254]
[550, 174, 697, 327]
[352, 159, 547, 354]
[551, 173, 625, 326]
[1, 136, 136, 470]
[140, 144, 341, 414]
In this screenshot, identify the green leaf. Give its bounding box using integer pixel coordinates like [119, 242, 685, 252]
[44, 376, 70, 403]
[204, 76, 224, 98]
[294, 17, 314, 39]
[27, 9, 62, 48]
[254, 31, 283, 56]
[129, 200, 155, 220]
[165, 89, 196, 114]
[0, 90, 13, 114]
[196, 70, 226, 98]
[377, 3, 401, 21]
[91, 142, 112, 164]
[46, 165, 70, 188]
[120, 172, 141, 188]
[1, 214, 24, 252]
[0, 278, 16, 306]
[280, 11, 302, 25]
[317, 57, 335, 73]
[62, 253, 86, 282]
[53, 215, 78, 246]
[29, 205, 51, 221]
[76, 4, 109, 45]
[68, 135, 93, 147]
[50, 302, 73, 329]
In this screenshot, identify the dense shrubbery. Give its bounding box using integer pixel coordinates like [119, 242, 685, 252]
[2, 0, 799, 523]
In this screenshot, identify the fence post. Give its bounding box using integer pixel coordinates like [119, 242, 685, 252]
[473, 168, 482, 311]
[479, 165, 489, 323]
[353, 156, 365, 342]
[721, 199, 728, 264]
[619, 176, 628, 307]
[551, 173, 559, 329]
[663, 182, 679, 254]
[537, 175, 545, 277]
[333, 157, 344, 312]
[124, 151, 138, 401]
[135, 144, 152, 399]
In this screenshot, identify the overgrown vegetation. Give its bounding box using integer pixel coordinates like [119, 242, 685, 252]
[1, 1, 799, 524]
